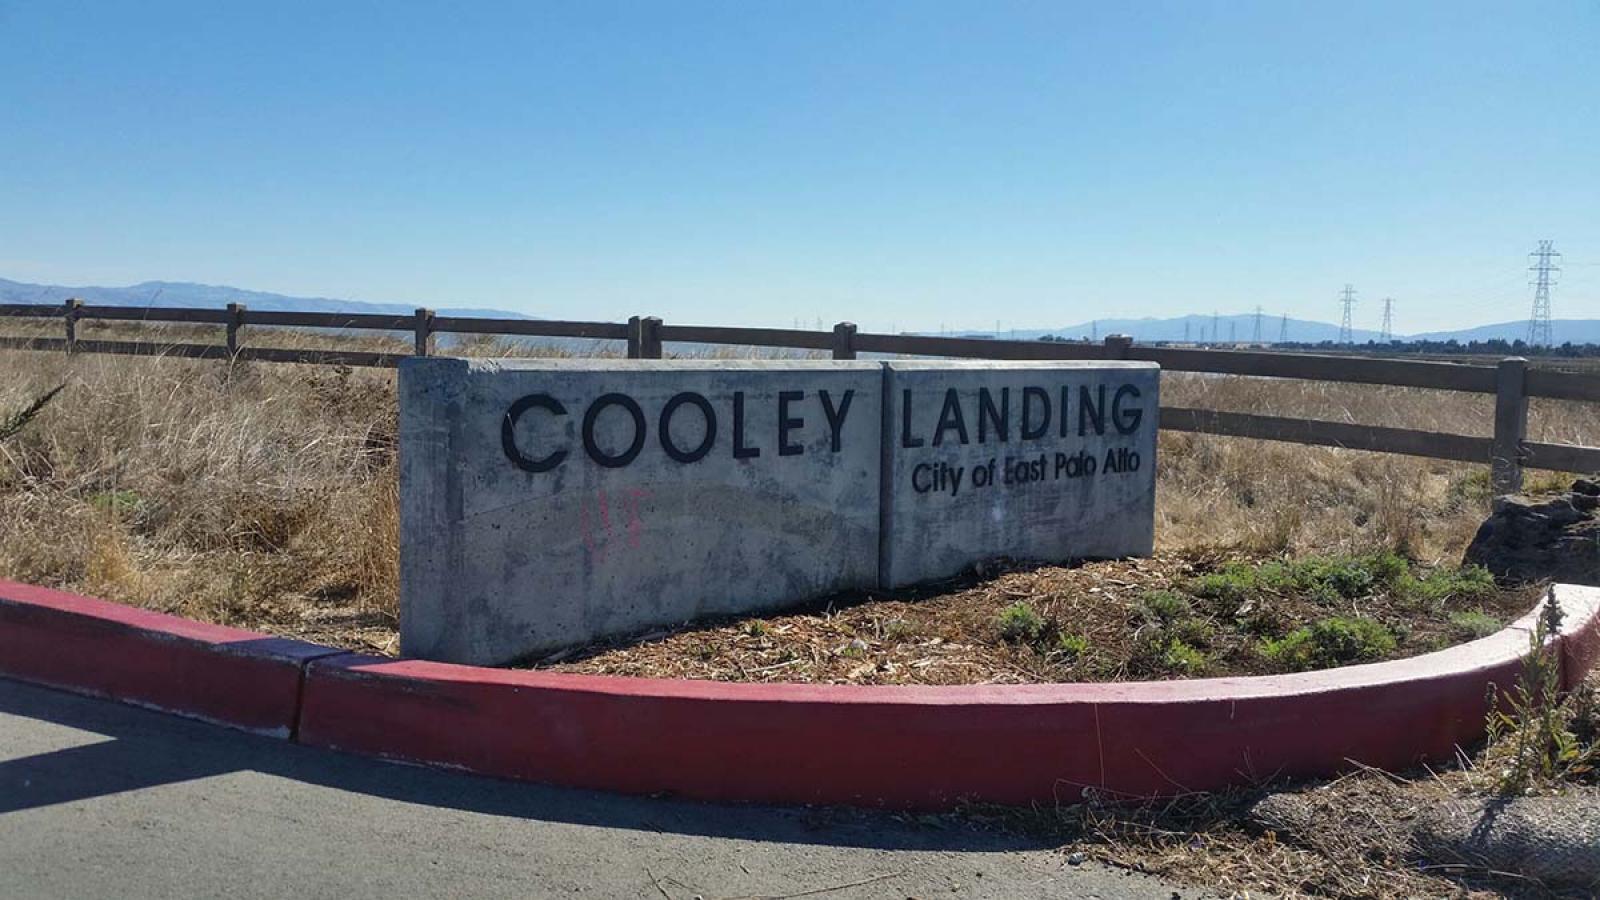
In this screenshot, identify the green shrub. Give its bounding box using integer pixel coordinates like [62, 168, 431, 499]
[1447, 610, 1501, 641]
[1170, 616, 1216, 647]
[1189, 562, 1262, 606]
[996, 602, 1046, 643]
[1164, 639, 1209, 675]
[1138, 590, 1191, 624]
[1286, 552, 1410, 602]
[1053, 633, 1089, 661]
[1261, 617, 1397, 672]
[880, 617, 917, 641]
[1396, 565, 1497, 609]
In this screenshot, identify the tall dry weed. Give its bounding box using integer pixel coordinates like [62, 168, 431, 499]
[0, 347, 1595, 640]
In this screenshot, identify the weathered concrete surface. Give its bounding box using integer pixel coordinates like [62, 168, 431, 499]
[881, 362, 1158, 588]
[401, 359, 883, 665]
[0, 678, 1197, 900]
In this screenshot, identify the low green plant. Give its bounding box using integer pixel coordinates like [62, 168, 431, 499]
[1395, 565, 1496, 610]
[1053, 632, 1089, 661]
[880, 617, 917, 641]
[1189, 563, 1262, 606]
[1446, 610, 1501, 641]
[1261, 616, 1397, 672]
[1137, 590, 1191, 624]
[1190, 552, 1412, 610]
[1169, 616, 1216, 647]
[1163, 639, 1208, 675]
[996, 601, 1046, 644]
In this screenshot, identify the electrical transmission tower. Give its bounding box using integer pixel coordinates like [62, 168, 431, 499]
[1278, 314, 1288, 344]
[1526, 240, 1560, 347]
[1338, 284, 1357, 345]
[1211, 310, 1219, 346]
[1252, 305, 1264, 343]
[1183, 320, 1191, 342]
[1380, 298, 1394, 342]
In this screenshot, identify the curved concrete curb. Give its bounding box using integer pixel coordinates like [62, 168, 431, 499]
[2, 579, 1598, 807]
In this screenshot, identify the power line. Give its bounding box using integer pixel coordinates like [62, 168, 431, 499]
[1527, 240, 1560, 347]
[1338, 284, 1357, 345]
[1380, 297, 1394, 342]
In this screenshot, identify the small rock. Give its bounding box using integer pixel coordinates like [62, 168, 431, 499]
[1066, 851, 1088, 866]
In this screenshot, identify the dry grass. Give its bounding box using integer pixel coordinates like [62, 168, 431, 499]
[0, 339, 1595, 658]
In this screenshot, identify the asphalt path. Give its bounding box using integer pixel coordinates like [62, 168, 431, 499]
[0, 678, 1197, 899]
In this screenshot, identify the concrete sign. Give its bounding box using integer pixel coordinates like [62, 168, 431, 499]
[401, 358, 1158, 665]
[881, 362, 1158, 588]
[401, 359, 883, 665]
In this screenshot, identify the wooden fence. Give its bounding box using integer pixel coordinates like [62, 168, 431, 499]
[3, 300, 1599, 493]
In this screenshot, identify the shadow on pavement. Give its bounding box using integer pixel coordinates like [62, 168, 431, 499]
[0, 678, 1057, 854]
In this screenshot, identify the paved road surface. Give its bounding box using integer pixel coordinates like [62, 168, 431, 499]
[0, 678, 1196, 899]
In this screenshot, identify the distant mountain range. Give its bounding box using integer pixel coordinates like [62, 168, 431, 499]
[3, 277, 1596, 345]
[0, 278, 527, 320]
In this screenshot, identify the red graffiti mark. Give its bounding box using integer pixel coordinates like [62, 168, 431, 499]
[578, 501, 603, 564]
[579, 488, 648, 558]
[623, 488, 651, 549]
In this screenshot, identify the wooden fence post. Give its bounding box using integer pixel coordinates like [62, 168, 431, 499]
[414, 308, 435, 357]
[628, 316, 662, 359]
[1491, 356, 1528, 496]
[1103, 334, 1133, 359]
[641, 316, 663, 359]
[831, 322, 858, 360]
[63, 298, 82, 354]
[626, 316, 643, 358]
[226, 302, 246, 356]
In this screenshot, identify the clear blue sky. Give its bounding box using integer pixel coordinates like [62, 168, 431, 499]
[2, 1, 1596, 333]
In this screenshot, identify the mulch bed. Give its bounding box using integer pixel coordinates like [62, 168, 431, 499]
[533, 553, 1538, 685]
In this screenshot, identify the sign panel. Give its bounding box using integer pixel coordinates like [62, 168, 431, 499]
[401, 359, 883, 665]
[880, 362, 1159, 588]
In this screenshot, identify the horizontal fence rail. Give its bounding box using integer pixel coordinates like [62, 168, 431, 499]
[1160, 408, 1495, 464]
[2, 300, 1597, 492]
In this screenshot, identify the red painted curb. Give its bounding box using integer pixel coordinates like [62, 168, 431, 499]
[296, 590, 1600, 808]
[0, 580, 337, 737]
[1558, 586, 1600, 689]
[2, 580, 1597, 807]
